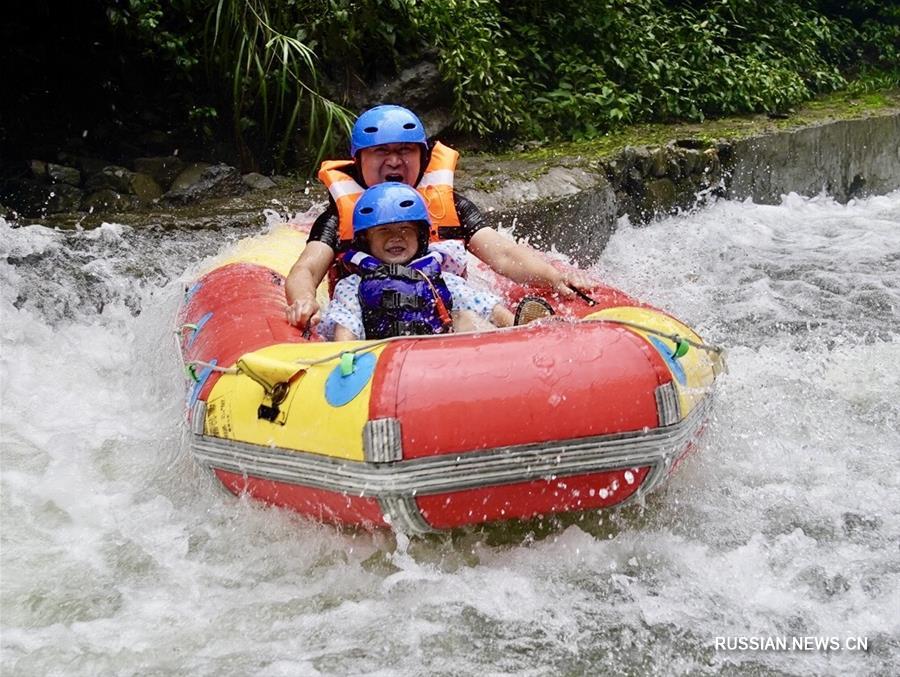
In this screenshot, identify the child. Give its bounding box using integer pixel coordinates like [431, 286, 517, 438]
[321, 183, 514, 341]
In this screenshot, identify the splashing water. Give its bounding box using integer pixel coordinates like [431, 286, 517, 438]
[2, 192, 898, 675]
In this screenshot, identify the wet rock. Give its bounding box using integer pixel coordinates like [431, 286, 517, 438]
[847, 173, 867, 199]
[419, 107, 455, 139]
[624, 166, 645, 193]
[3, 180, 83, 215]
[842, 512, 882, 537]
[680, 149, 703, 175]
[357, 60, 450, 110]
[459, 162, 618, 264]
[649, 147, 668, 177]
[242, 172, 276, 191]
[164, 163, 246, 204]
[77, 156, 113, 176]
[130, 173, 163, 203]
[603, 156, 626, 185]
[614, 190, 635, 218]
[83, 189, 139, 213]
[84, 166, 161, 204]
[29, 160, 48, 180]
[524, 182, 619, 264]
[347, 60, 455, 137]
[270, 174, 293, 186]
[632, 147, 653, 175]
[1, 180, 43, 216]
[460, 164, 598, 212]
[47, 163, 81, 186]
[133, 156, 185, 191]
[700, 148, 721, 177]
[45, 183, 84, 213]
[168, 162, 211, 192]
[641, 178, 677, 215]
[794, 565, 851, 601]
[665, 151, 682, 180]
[85, 165, 136, 194]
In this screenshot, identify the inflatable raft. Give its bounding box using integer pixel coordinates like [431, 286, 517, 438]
[178, 223, 724, 533]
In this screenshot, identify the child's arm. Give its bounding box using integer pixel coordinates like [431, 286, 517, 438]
[319, 275, 366, 341]
[490, 303, 514, 328]
[333, 323, 359, 341]
[444, 273, 511, 329]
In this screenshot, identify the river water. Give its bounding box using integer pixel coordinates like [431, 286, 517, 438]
[2, 192, 898, 676]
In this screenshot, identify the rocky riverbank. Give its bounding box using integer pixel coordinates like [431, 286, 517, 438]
[3, 89, 898, 261]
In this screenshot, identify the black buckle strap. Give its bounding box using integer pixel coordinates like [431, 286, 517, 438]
[375, 263, 420, 281]
[392, 320, 436, 336]
[382, 289, 425, 309]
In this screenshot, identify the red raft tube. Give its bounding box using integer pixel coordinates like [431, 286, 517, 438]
[177, 223, 725, 533]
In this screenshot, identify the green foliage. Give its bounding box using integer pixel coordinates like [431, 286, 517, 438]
[205, 0, 353, 170]
[109, 0, 354, 171]
[408, 0, 526, 135]
[412, 0, 862, 138]
[104, 0, 900, 164]
[107, 1, 200, 80]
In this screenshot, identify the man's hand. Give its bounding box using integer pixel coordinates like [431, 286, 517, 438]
[549, 268, 596, 298]
[285, 297, 321, 330]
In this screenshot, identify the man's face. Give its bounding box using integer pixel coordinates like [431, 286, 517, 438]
[365, 221, 420, 264]
[358, 143, 422, 186]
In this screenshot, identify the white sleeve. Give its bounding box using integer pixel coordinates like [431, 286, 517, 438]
[429, 240, 468, 277]
[319, 275, 366, 340]
[443, 273, 502, 320]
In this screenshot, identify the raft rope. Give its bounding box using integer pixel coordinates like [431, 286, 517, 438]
[175, 316, 725, 378]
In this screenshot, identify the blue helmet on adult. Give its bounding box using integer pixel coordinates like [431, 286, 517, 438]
[349, 105, 428, 158]
[352, 183, 431, 236]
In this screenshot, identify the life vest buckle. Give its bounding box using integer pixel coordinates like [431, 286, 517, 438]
[382, 289, 424, 309]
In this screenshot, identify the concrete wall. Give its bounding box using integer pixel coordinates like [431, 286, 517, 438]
[458, 111, 900, 263]
[726, 114, 900, 203]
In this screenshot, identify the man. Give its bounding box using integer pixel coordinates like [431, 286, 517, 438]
[285, 105, 591, 330]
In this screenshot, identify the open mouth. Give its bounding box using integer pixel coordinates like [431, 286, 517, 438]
[385, 245, 407, 256]
[384, 173, 404, 182]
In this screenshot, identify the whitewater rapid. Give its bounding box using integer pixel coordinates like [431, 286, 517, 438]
[2, 192, 898, 675]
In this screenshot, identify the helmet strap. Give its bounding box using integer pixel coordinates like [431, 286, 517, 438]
[414, 144, 429, 186]
[353, 156, 369, 189]
[353, 232, 372, 254]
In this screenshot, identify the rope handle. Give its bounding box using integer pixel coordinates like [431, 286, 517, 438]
[179, 316, 724, 377]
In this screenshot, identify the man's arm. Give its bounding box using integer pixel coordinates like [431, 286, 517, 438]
[284, 241, 334, 328]
[456, 193, 594, 296]
[467, 227, 594, 297]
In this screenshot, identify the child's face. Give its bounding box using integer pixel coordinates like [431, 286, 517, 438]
[365, 221, 420, 264]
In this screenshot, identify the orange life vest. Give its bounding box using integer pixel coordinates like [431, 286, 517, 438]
[318, 141, 463, 249]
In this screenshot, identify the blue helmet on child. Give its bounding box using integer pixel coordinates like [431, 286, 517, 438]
[352, 183, 431, 236]
[350, 105, 428, 158]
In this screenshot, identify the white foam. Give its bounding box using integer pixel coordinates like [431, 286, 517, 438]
[2, 192, 898, 674]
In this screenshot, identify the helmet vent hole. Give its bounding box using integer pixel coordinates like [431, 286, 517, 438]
[399, 200, 414, 208]
[360, 207, 374, 214]
[364, 126, 379, 133]
[402, 123, 416, 130]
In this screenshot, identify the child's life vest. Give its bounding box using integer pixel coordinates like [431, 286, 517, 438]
[340, 249, 454, 339]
